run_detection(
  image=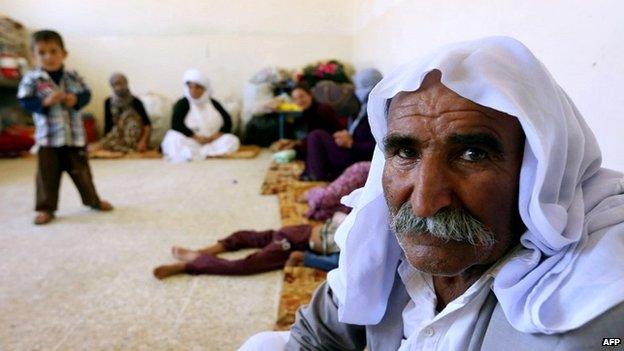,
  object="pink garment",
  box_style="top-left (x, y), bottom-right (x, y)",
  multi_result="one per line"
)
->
top-left (305, 161), bottom-right (371, 221)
